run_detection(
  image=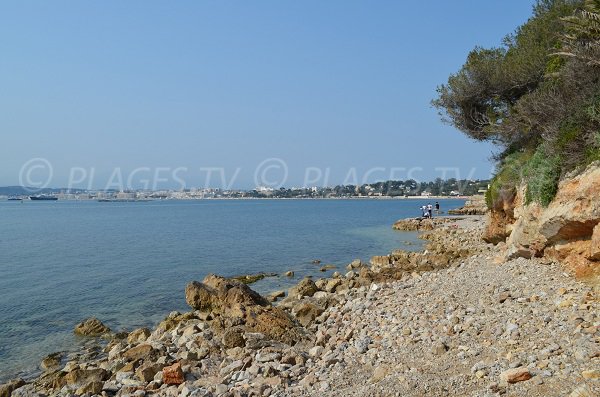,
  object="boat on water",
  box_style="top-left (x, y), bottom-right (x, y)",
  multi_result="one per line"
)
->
top-left (29, 195), bottom-right (58, 201)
